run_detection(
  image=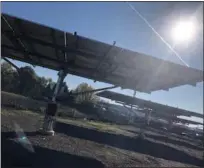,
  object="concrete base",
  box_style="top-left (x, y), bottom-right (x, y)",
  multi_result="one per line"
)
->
top-left (39, 128), bottom-right (55, 136)
top-left (39, 114), bottom-right (55, 136)
top-left (138, 132), bottom-right (146, 139)
top-left (39, 102), bottom-right (57, 136)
